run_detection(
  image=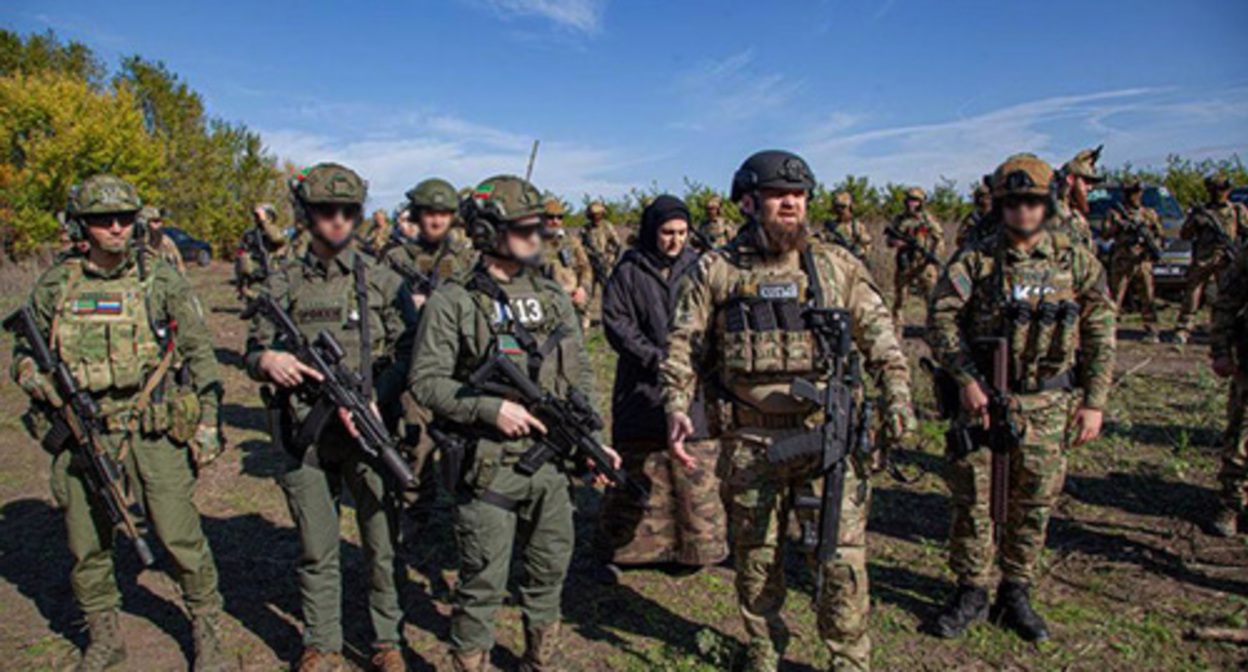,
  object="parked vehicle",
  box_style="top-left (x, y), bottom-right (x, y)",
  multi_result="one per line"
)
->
top-left (163, 227), bottom-right (214, 267)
